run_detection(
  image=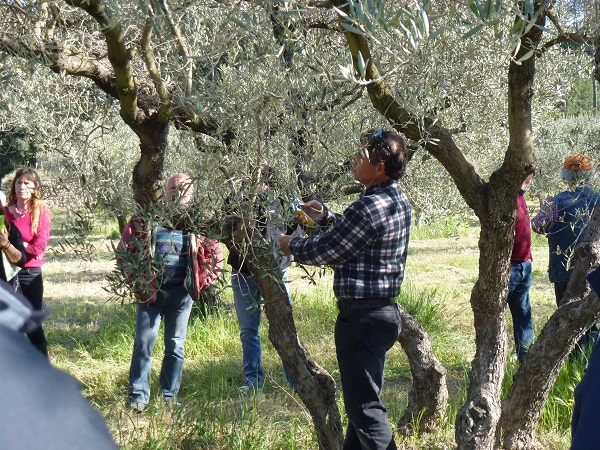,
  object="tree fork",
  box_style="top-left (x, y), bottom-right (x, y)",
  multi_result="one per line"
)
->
top-left (500, 203), bottom-right (600, 449)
